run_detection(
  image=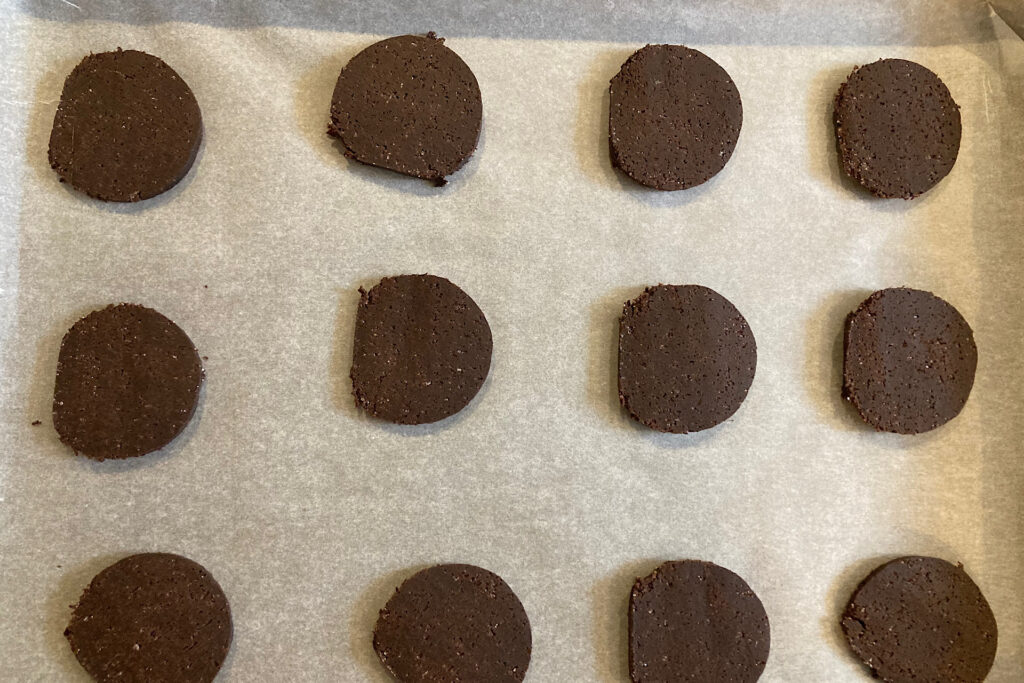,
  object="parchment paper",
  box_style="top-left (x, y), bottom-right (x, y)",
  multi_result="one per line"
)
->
top-left (1, 1), bottom-right (1022, 680)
